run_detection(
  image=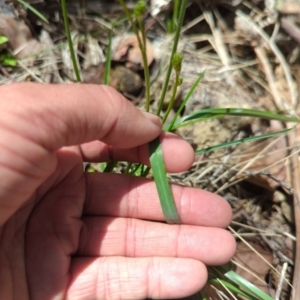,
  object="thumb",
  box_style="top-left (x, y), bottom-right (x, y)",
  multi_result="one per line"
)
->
top-left (1, 83), bottom-right (162, 149)
top-left (0, 83), bottom-right (162, 224)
